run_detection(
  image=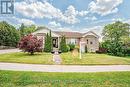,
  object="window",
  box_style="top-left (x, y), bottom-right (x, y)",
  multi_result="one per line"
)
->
top-left (90, 42), bottom-right (93, 44)
top-left (70, 39), bottom-right (76, 44)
